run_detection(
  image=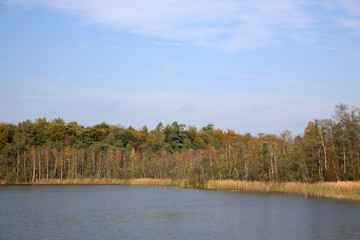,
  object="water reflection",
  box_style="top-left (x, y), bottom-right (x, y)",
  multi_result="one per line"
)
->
top-left (1, 185), bottom-right (360, 240)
